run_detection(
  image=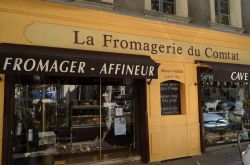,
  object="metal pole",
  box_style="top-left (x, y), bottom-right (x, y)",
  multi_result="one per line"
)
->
top-left (43, 85), bottom-right (45, 132)
top-left (99, 77), bottom-right (102, 160)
